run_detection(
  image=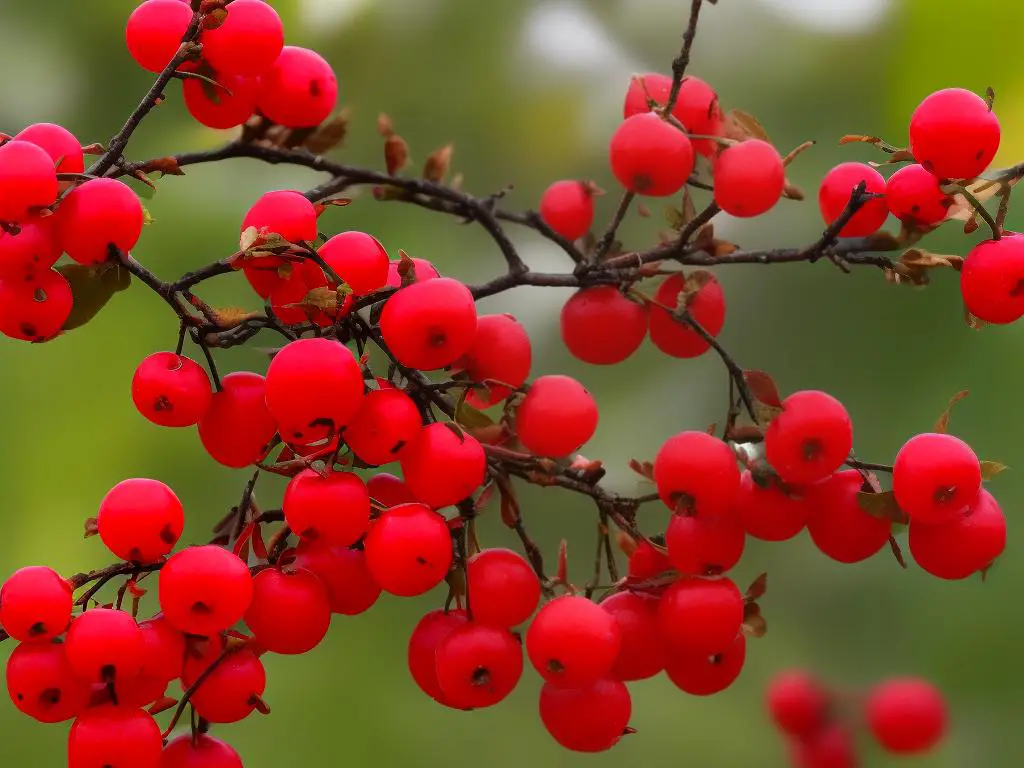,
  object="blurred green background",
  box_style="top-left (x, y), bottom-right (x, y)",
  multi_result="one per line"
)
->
top-left (2, 0), bottom-right (1022, 765)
